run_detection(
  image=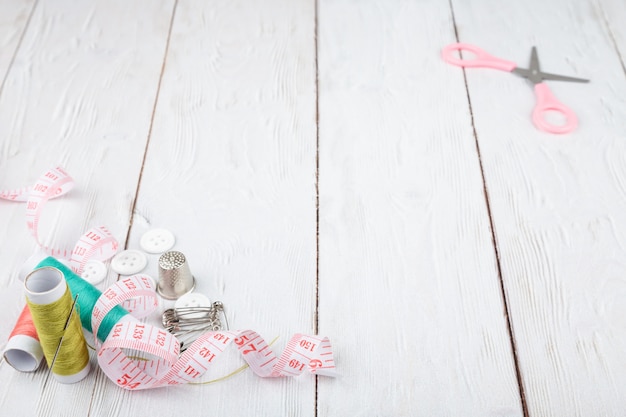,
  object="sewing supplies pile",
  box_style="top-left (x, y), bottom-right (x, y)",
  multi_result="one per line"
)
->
top-left (1, 167), bottom-right (336, 390)
top-left (442, 43), bottom-right (589, 134)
